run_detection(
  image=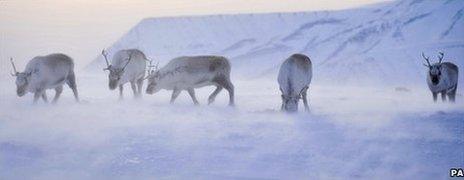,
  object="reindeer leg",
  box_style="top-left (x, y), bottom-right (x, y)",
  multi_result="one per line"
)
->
top-left (130, 81), bottom-right (138, 98)
top-left (33, 90), bottom-right (43, 104)
top-left (281, 99), bottom-right (285, 111)
top-left (224, 80), bottom-right (235, 106)
top-left (137, 77), bottom-right (144, 97)
top-left (441, 90), bottom-right (447, 102)
top-left (119, 85), bottom-right (124, 100)
top-left (66, 71), bottom-right (79, 102)
top-left (301, 86), bottom-right (310, 112)
top-left (208, 86), bottom-right (223, 105)
top-left (214, 75), bottom-right (234, 106)
top-left (41, 91), bottom-right (49, 103)
top-left (187, 88), bottom-right (199, 105)
top-left (432, 92), bottom-right (438, 102)
top-left (170, 89), bottom-right (181, 104)
top-left (447, 85), bottom-right (457, 103)
top-left (53, 85), bottom-right (63, 104)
